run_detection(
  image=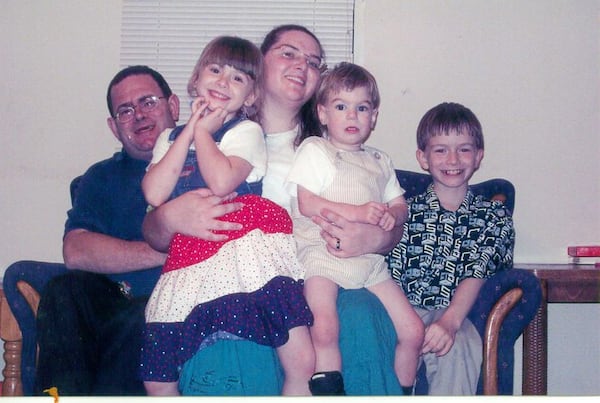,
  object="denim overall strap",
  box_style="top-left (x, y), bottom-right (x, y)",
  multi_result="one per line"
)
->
top-left (167, 115), bottom-right (262, 199)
